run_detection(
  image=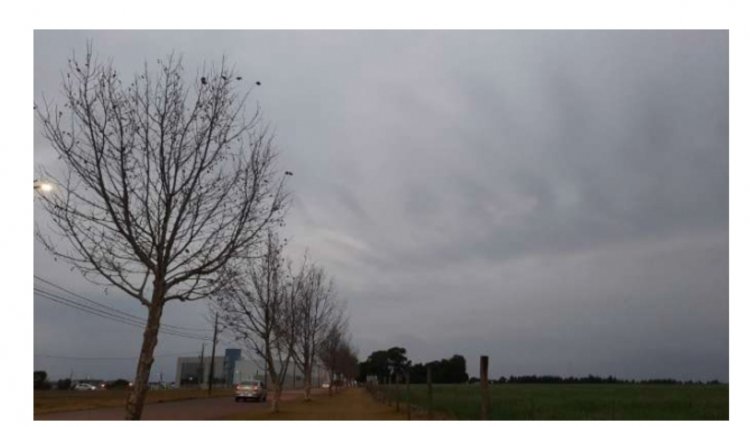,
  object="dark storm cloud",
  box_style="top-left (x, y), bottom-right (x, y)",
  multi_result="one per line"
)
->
top-left (35, 30), bottom-right (727, 381)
